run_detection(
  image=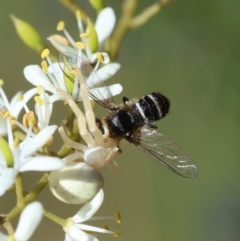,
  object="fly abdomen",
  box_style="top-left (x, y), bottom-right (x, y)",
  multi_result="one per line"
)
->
top-left (131, 92), bottom-right (170, 123)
